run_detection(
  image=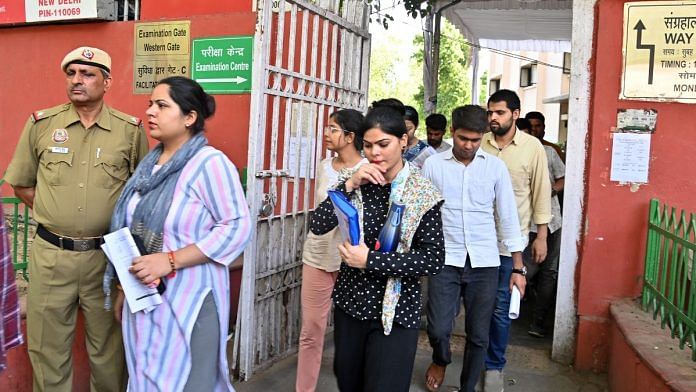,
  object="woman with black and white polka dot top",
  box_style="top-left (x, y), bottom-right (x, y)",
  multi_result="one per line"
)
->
top-left (310, 106), bottom-right (444, 392)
